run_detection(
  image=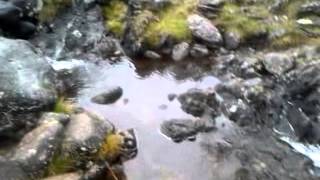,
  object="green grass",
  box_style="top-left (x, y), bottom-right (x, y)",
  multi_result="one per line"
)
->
top-left (53, 97), bottom-right (74, 114)
top-left (38, 0), bottom-right (72, 22)
top-left (144, 0), bottom-right (197, 46)
top-left (103, 0), bottom-right (127, 37)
